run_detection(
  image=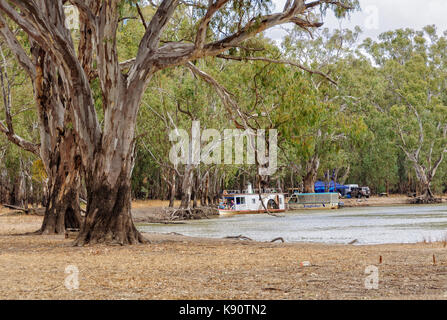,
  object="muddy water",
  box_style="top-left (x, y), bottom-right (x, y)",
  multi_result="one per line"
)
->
top-left (138, 205), bottom-right (447, 245)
